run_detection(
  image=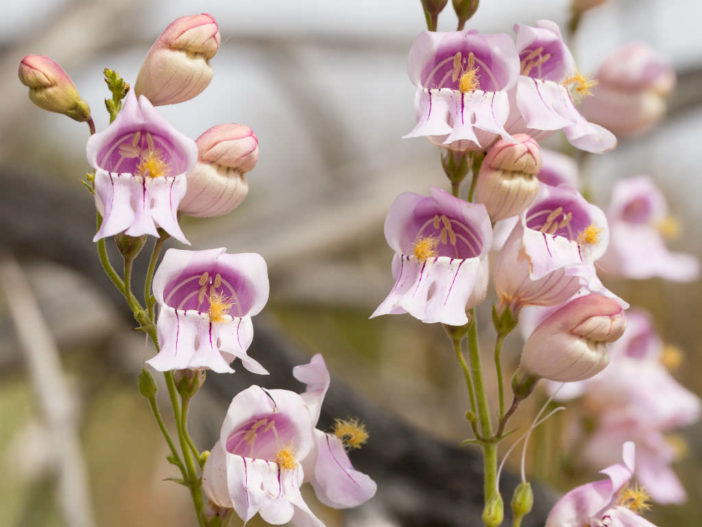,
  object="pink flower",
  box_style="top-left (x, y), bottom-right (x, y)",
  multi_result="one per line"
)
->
top-left (405, 29), bottom-right (519, 151)
top-left (507, 20), bottom-right (617, 153)
top-left (146, 248), bottom-right (269, 374)
top-left (86, 91), bottom-right (198, 243)
top-left (475, 134), bottom-right (542, 222)
top-left (134, 14), bottom-right (221, 106)
top-left (371, 187), bottom-right (492, 325)
top-left (546, 442), bottom-right (657, 527)
top-left (537, 148), bottom-right (579, 189)
top-left (179, 124), bottom-right (259, 218)
top-left (202, 355), bottom-right (375, 525)
top-left (518, 293), bottom-right (626, 382)
top-left (494, 184), bottom-right (609, 314)
top-left (598, 176), bottom-right (699, 281)
top-left (18, 55), bottom-right (91, 122)
top-left (579, 43), bottom-right (675, 137)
